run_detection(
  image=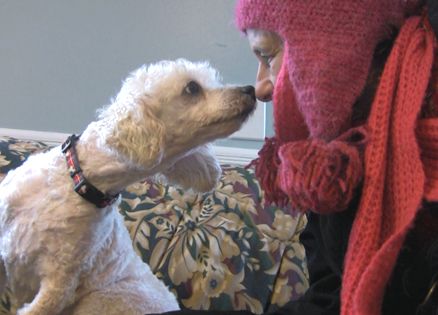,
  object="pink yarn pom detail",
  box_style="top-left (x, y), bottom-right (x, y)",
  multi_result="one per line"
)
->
top-left (277, 129), bottom-right (366, 213)
top-left (247, 137), bottom-right (290, 207)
